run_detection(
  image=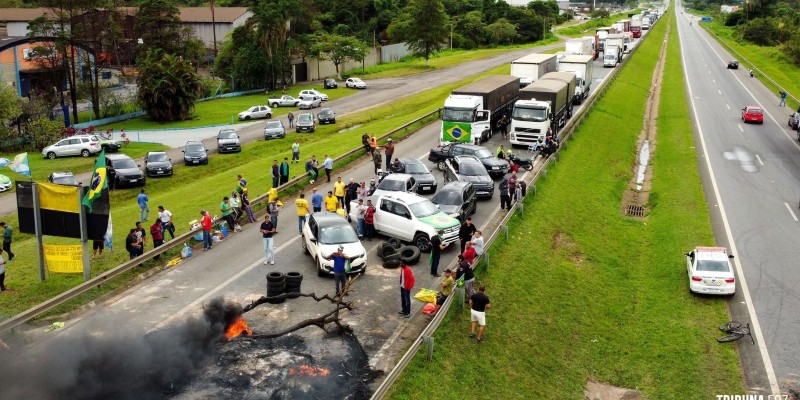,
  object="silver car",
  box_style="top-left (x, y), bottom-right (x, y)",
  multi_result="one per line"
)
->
top-left (42, 135), bottom-right (101, 159)
top-left (264, 120), bottom-right (286, 139)
top-left (217, 129), bottom-right (241, 153)
top-left (298, 95), bottom-right (322, 109)
top-left (296, 113), bottom-right (316, 133)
